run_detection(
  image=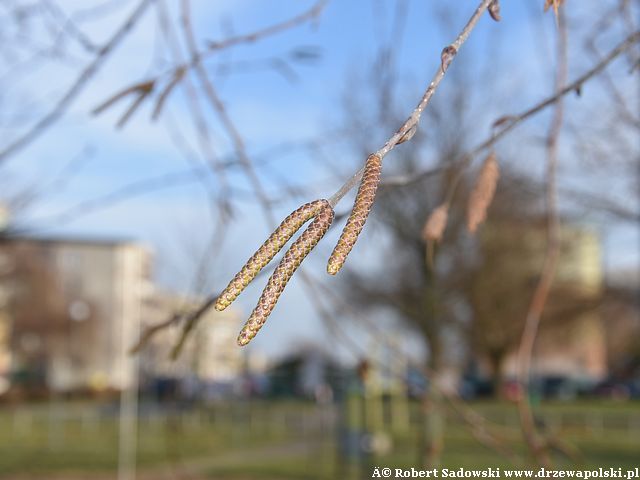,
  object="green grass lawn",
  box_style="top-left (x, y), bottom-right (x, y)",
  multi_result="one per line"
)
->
top-left (0, 400), bottom-right (296, 476)
top-left (205, 400), bottom-right (640, 480)
top-left (0, 400), bottom-right (638, 479)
